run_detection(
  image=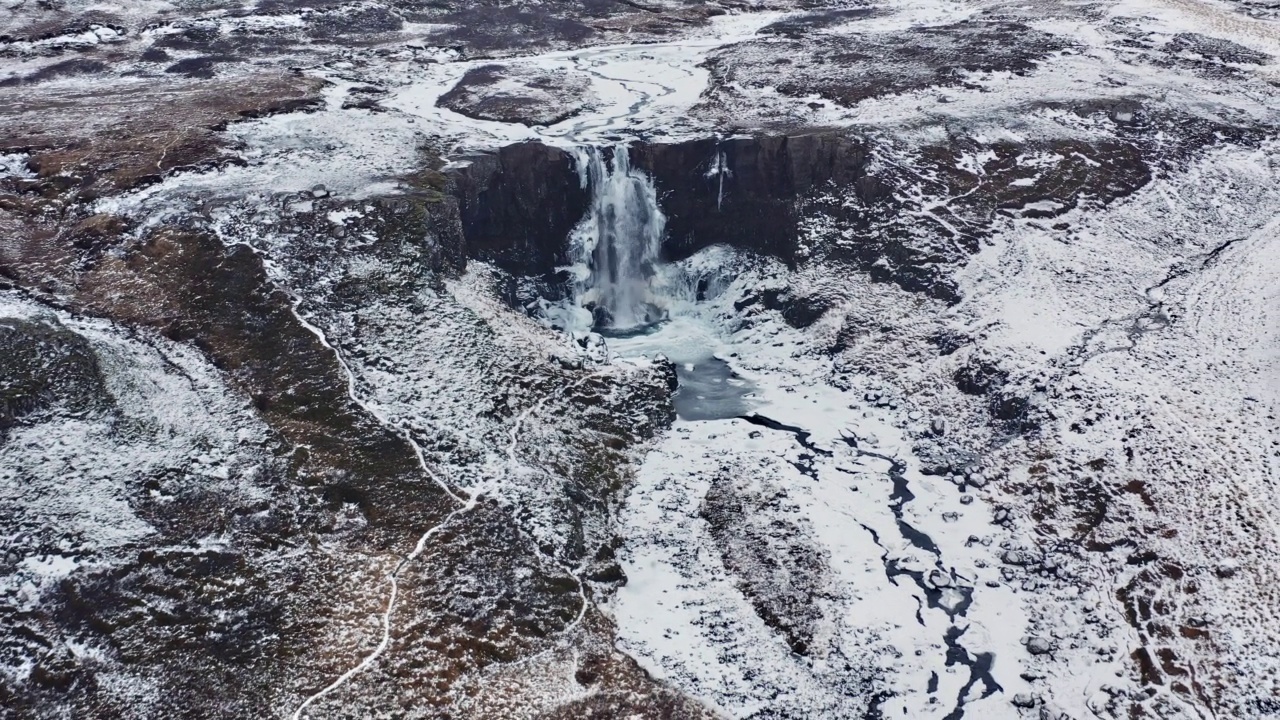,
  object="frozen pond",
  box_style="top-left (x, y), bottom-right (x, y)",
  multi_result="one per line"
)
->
top-left (605, 314), bottom-right (757, 422)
